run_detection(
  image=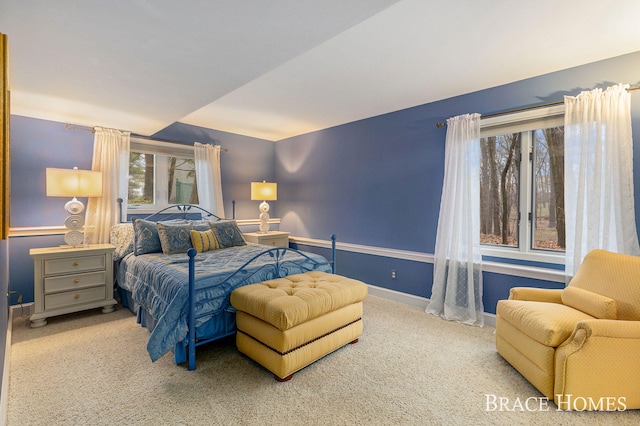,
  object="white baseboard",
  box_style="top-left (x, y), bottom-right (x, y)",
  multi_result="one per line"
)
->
top-left (366, 284), bottom-right (496, 328)
top-left (8, 303), bottom-right (32, 319)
